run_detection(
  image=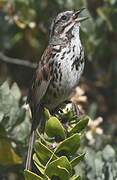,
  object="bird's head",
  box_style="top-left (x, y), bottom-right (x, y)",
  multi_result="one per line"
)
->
top-left (50, 8), bottom-right (88, 39)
